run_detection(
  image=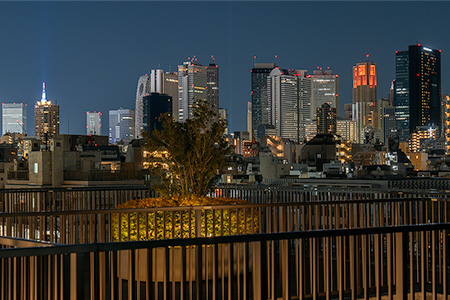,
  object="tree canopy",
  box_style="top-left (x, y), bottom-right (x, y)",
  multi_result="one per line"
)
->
top-left (146, 101), bottom-right (232, 198)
